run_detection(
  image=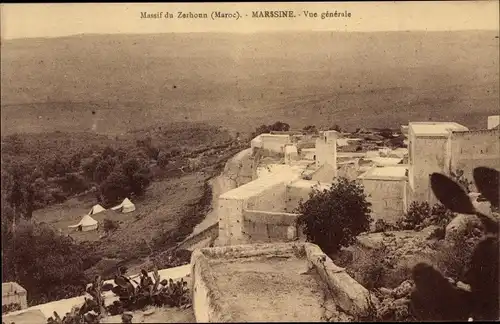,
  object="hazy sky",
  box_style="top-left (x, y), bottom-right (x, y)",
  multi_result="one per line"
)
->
top-left (1, 2), bottom-right (499, 40)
